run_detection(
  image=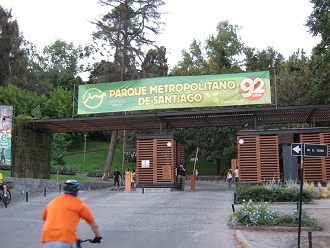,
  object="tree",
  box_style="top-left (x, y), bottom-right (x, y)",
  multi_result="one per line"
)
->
top-left (41, 39), bottom-right (87, 77)
top-left (92, 0), bottom-right (166, 181)
top-left (88, 60), bottom-right (122, 84)
top-left (244, 46), bottom-right (284, 72)
top-left (170, 39), bottom-right (206, 76)
top-left (275, 49), bottom-right (314, 106)
top-left (51, 133), bottom-right (72, 178)
top-left (306, 0), bottom-right (330, 103)
top-left (44, 87), bottom-right (73, 118)
top-left (205, 20), bottom-right (244, 74)
top-left (0, 84), bottom-right (47, 116)
top-left (174, 126), bottom-right (239, 174)
top-left (0, 5), bottom-right (28, 87)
